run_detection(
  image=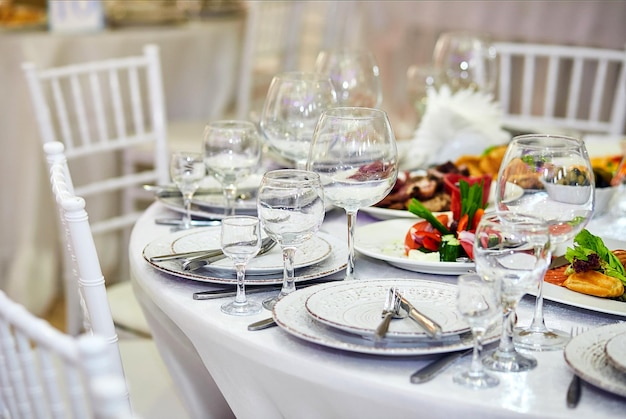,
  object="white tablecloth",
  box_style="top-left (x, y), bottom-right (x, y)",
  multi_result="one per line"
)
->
top-left (0, 18), bottom-right (244, 313)
top-left (130, 202), bottom-right (625, 419)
